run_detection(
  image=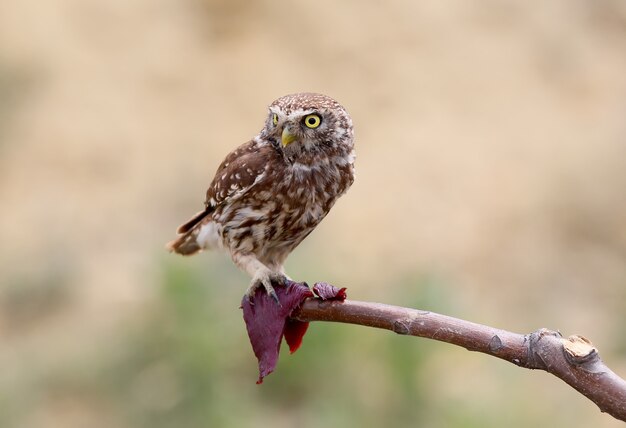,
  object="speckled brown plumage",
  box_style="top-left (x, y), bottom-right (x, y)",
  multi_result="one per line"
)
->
top-left (167, 93), bottom-right (355, 299)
